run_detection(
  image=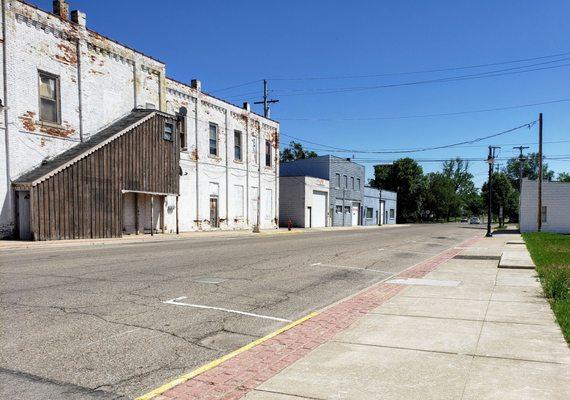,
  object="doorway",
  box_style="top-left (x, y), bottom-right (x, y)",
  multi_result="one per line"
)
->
top-left (351, 203), bottom-right (359, 226)
top-left (210, 196), bottom-right (219, 228)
